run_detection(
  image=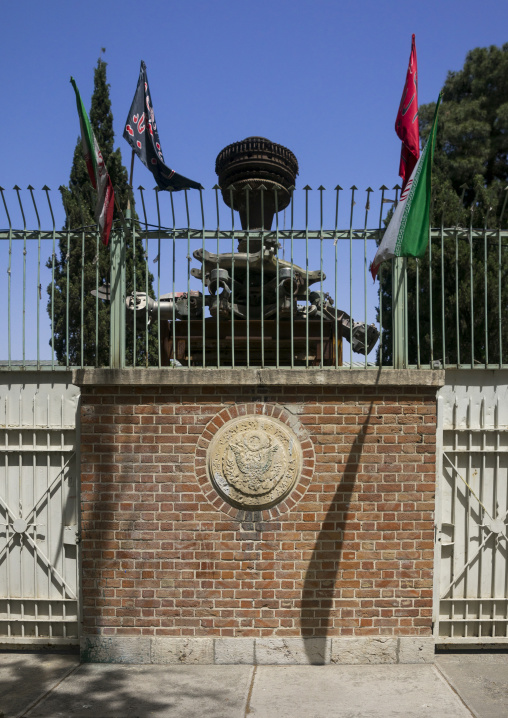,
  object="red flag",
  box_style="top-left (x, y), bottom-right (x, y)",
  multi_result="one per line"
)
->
top-left (395, 35), bottom-right (419, 189)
